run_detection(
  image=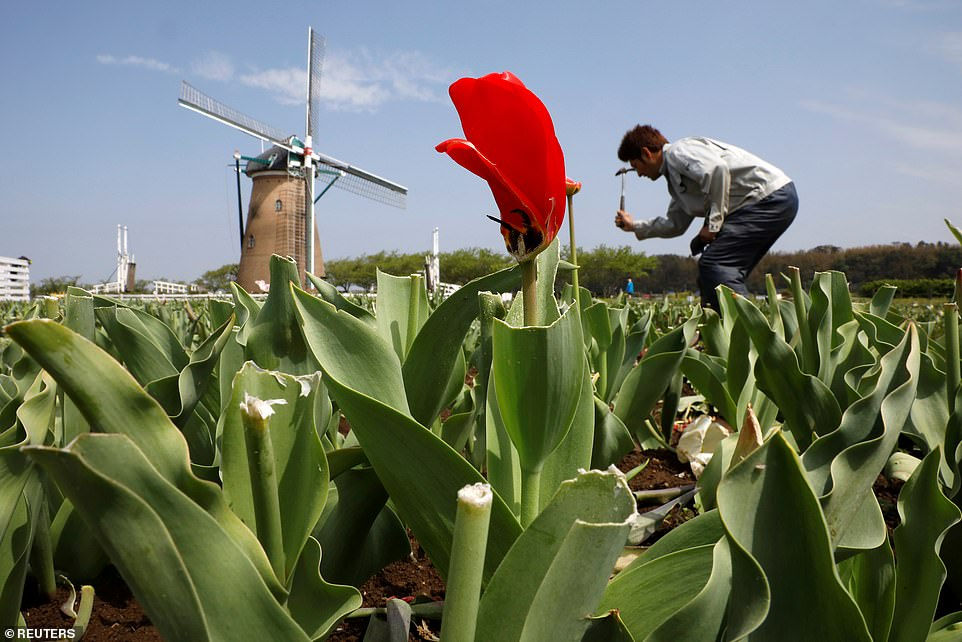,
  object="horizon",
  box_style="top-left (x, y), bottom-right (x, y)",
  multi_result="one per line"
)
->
top-left (3, 1), bottom-right (961, 283)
